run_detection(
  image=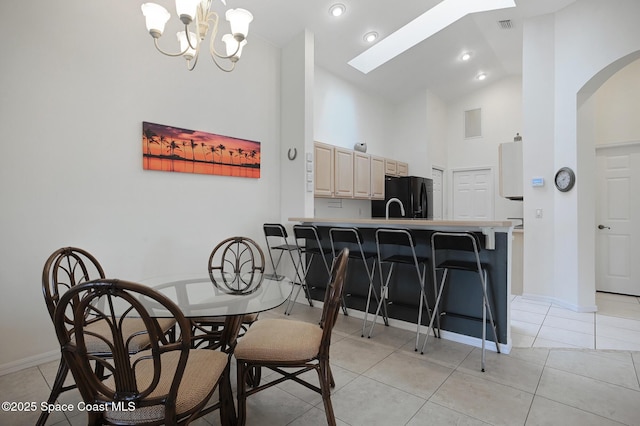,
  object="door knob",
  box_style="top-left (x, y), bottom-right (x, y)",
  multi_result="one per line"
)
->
top-left (598, 224), bottom-right (610, 230)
